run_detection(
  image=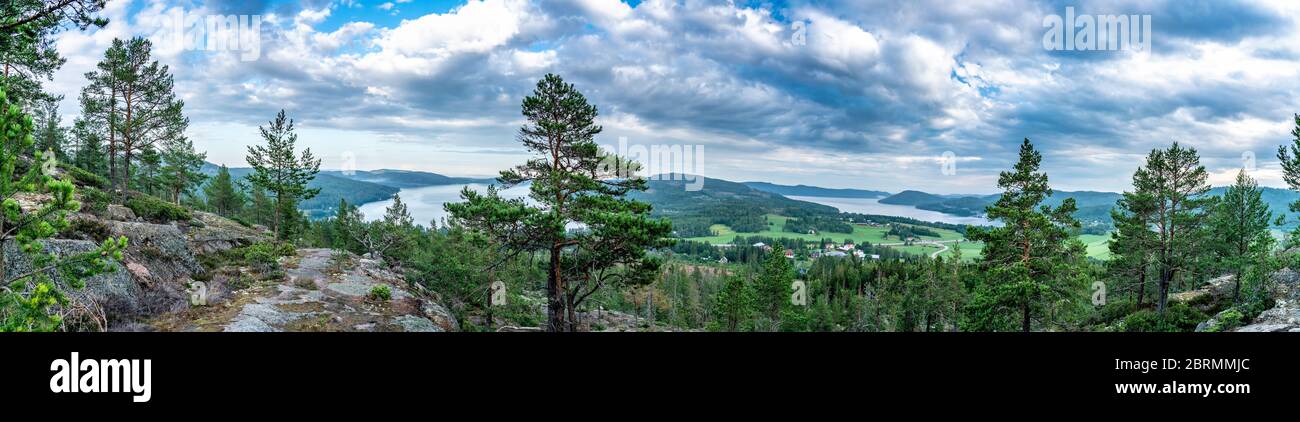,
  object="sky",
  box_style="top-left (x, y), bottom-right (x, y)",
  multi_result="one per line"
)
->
top-left (40, 0), bottom-right (1300, 194)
